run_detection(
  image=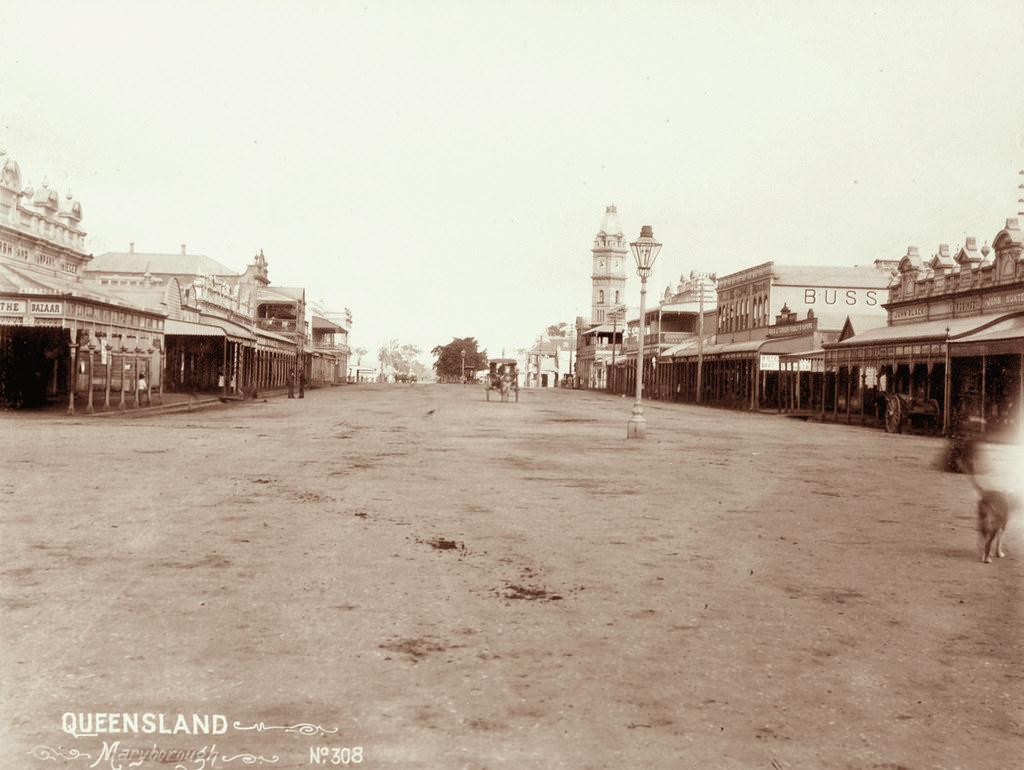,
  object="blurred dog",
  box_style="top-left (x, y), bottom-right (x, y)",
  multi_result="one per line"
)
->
top-left (970, 473), bottom-right (1018, 564)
